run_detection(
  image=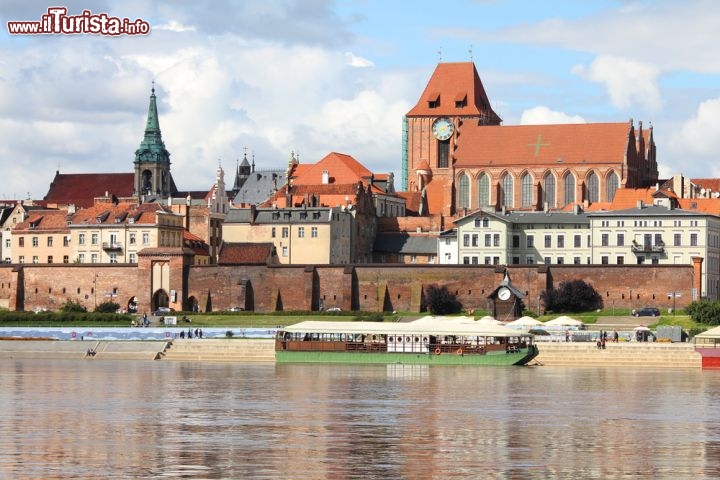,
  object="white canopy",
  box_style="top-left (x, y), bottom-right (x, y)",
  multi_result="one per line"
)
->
top-left (544, 316), bottom-right (584, 327)
top-left (507, 316), bottom-right (543, 327)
